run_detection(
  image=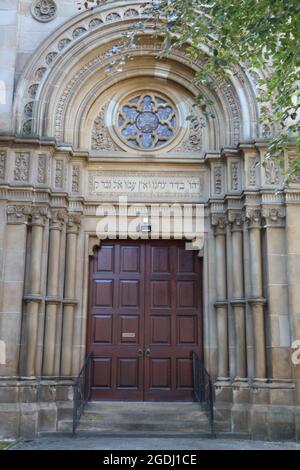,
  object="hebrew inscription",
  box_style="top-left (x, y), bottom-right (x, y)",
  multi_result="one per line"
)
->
top-left (88, 172), bottom-right (207, 202)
